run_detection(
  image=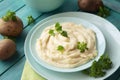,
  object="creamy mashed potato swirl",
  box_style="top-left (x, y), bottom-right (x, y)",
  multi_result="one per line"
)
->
top-left (36, 22), bottom-right (97, 68)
